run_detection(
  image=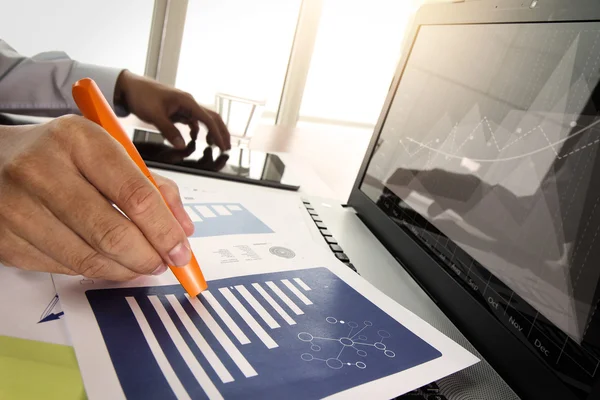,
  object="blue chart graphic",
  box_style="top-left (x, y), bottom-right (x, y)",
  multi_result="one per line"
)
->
top-left (182, 203), bottom-right (273, 238)
top-left (86, 268), bottom-right (441, 400)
